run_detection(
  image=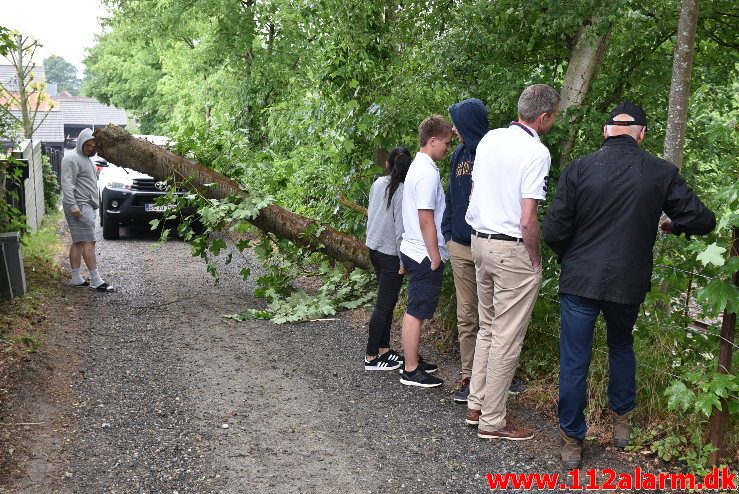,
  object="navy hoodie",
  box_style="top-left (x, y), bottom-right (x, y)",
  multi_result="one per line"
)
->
top-left (441, 98), bottom-right (490, 245)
